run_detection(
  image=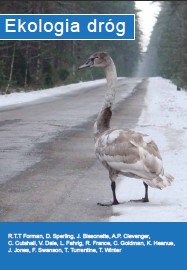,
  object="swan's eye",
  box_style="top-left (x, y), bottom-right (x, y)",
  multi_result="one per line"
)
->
top-left (89, 56), bottom-right (98, 62)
